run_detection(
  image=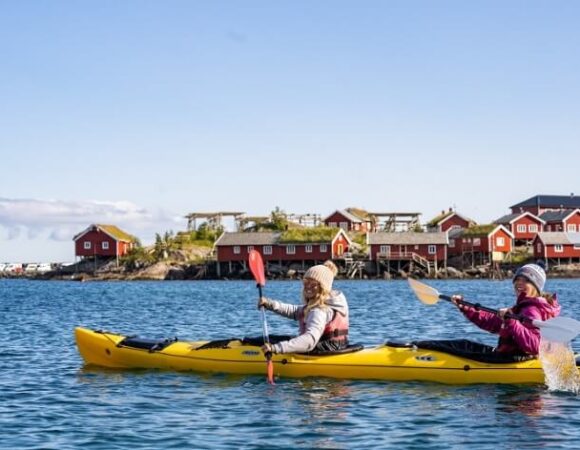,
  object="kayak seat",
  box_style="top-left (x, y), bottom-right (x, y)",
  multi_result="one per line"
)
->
top-left (385, 341), bottom-right (415, 348)
top-left (411, 339), bottom-right (536, 364)
top-left (303, 344), bottom-right (364, 356)
top-left (117, 336), bottom-right (178, 353)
